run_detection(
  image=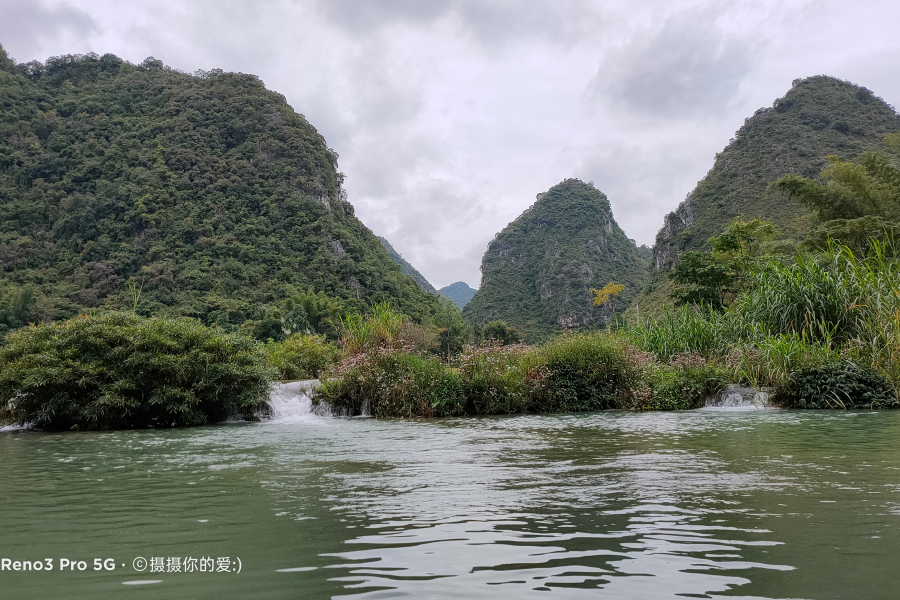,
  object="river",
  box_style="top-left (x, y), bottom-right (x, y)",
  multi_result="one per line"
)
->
top-left (1, 401), bottom-right (898, 598)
